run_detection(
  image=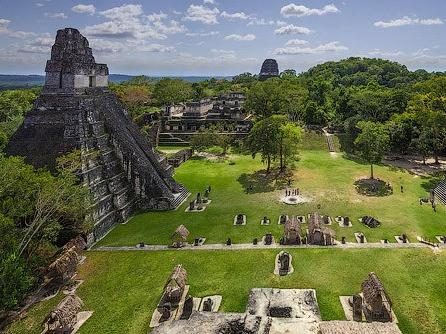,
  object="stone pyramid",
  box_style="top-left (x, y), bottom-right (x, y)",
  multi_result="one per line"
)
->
top-left (6, 28), bottom-right (189, 243)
